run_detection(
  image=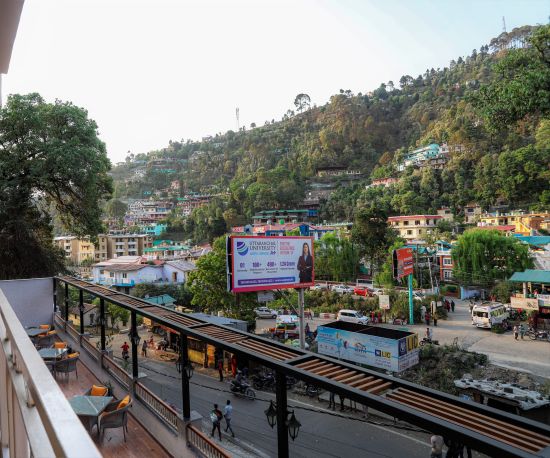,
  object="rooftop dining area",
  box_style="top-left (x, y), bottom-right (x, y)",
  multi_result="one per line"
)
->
top-left (0, 277), bottom-right (227, 458)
